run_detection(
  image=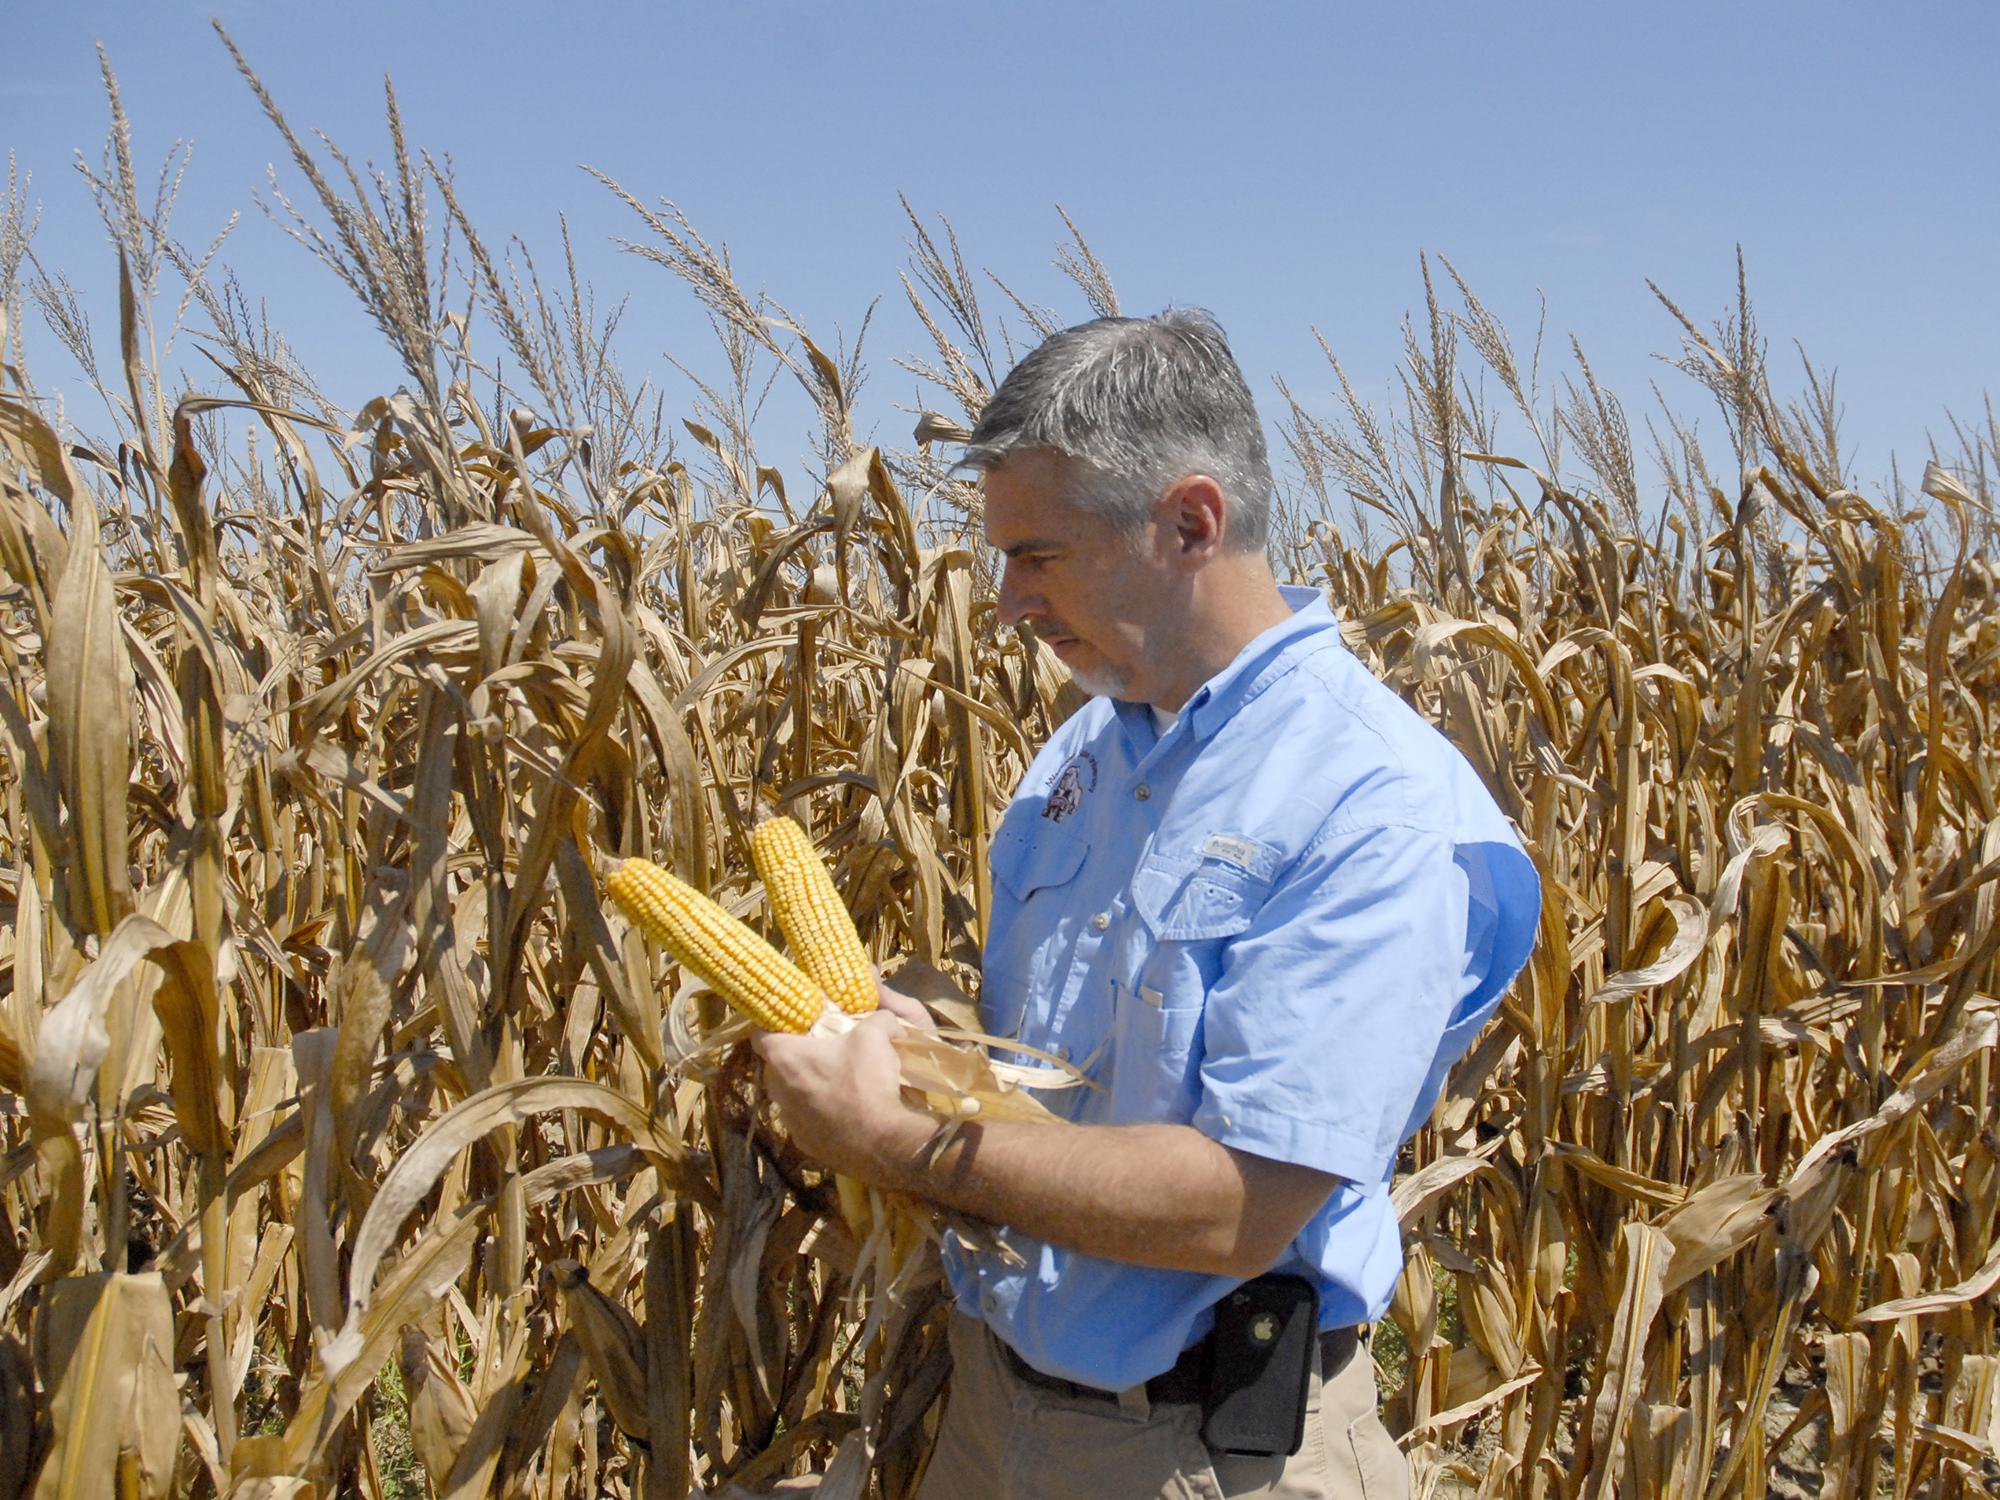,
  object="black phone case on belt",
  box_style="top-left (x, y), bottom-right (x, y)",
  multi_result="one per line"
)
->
top-left (1200, 1273), bottom-right (1320, 1457)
